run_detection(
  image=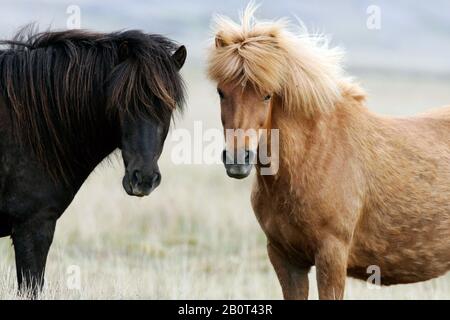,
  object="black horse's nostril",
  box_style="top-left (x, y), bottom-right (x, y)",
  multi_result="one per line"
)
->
top-left (151, 172), bottom-right (161, 187)
top-left (131, 170), bottom-right (142, 186)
